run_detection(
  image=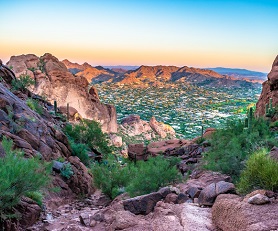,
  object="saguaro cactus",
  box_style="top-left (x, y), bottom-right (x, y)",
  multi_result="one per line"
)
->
top-left (66, 103), bottom-right (70, 121)
top-left (248, 107), bottom-right (253, 133)
top-left (54, 100), bottom-right (57, 115)
top-left (265, 98), bottom-right (275, 117)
